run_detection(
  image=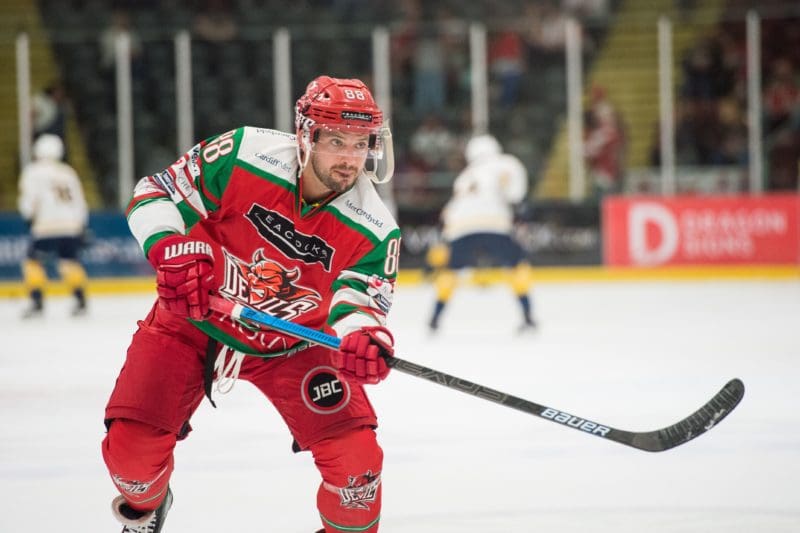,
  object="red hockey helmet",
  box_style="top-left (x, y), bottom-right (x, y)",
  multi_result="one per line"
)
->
top-left (295, 76), bottom-right (394, 183)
